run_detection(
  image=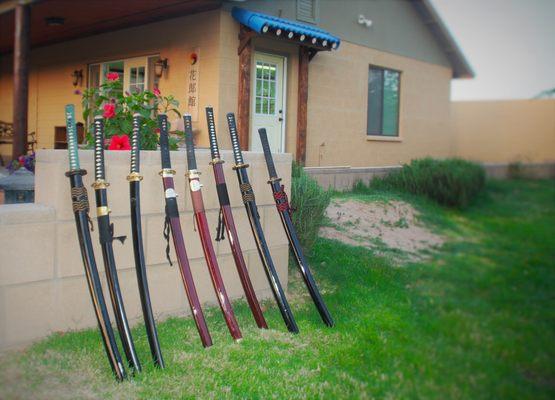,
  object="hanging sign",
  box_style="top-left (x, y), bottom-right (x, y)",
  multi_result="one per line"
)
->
top-left (187, 48), bottom-right (200, 121)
